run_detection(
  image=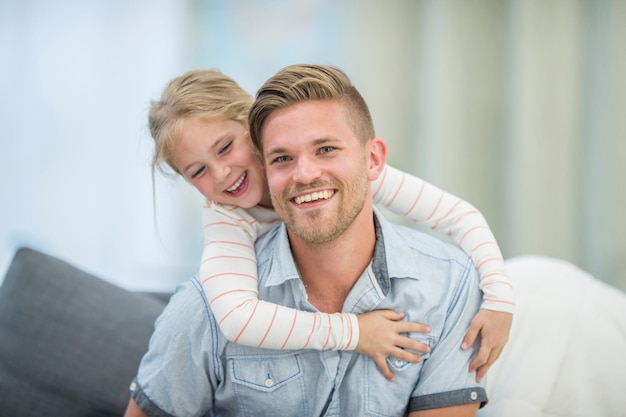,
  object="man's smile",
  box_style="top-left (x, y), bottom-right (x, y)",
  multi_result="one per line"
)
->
top-left (293, 189), bottom-right (335, 205)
